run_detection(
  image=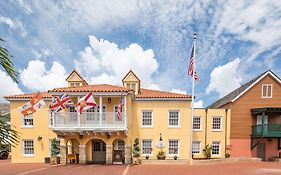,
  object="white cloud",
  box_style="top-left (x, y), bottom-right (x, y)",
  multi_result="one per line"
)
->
top-left (20, 60), bottom-right (68, 91)
top-left (171, 89), bottom-right (187, 94)
top-left (206, 58), bottom-right (242, 97)
top-left (0, 16), bottom-right (27, 37)
top-left (0, 16), bottom-right (16, 29)
top-left (75, 35), bottom-right (159, 88)
top-left (0, 70), bottom-right (23, 102)
top-left (194, 100), bottom-right (204, 108)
